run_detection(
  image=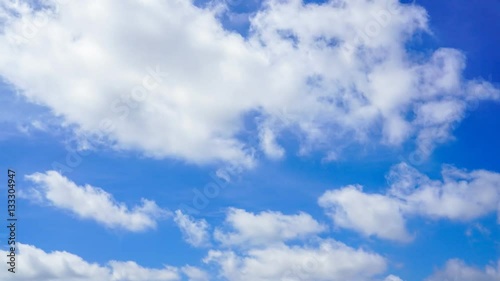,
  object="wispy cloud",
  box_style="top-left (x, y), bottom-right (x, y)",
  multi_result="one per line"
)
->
top-left (174, 210), bottom-right (211, 248)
